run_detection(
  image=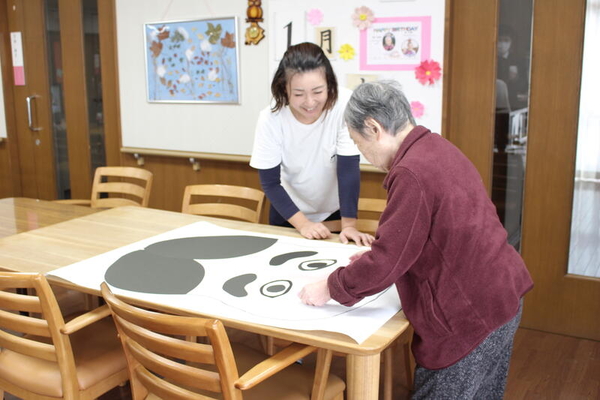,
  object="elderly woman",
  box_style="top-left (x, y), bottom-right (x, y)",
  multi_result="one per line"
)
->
top-left (299, 81), bottom-right (533, 399)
